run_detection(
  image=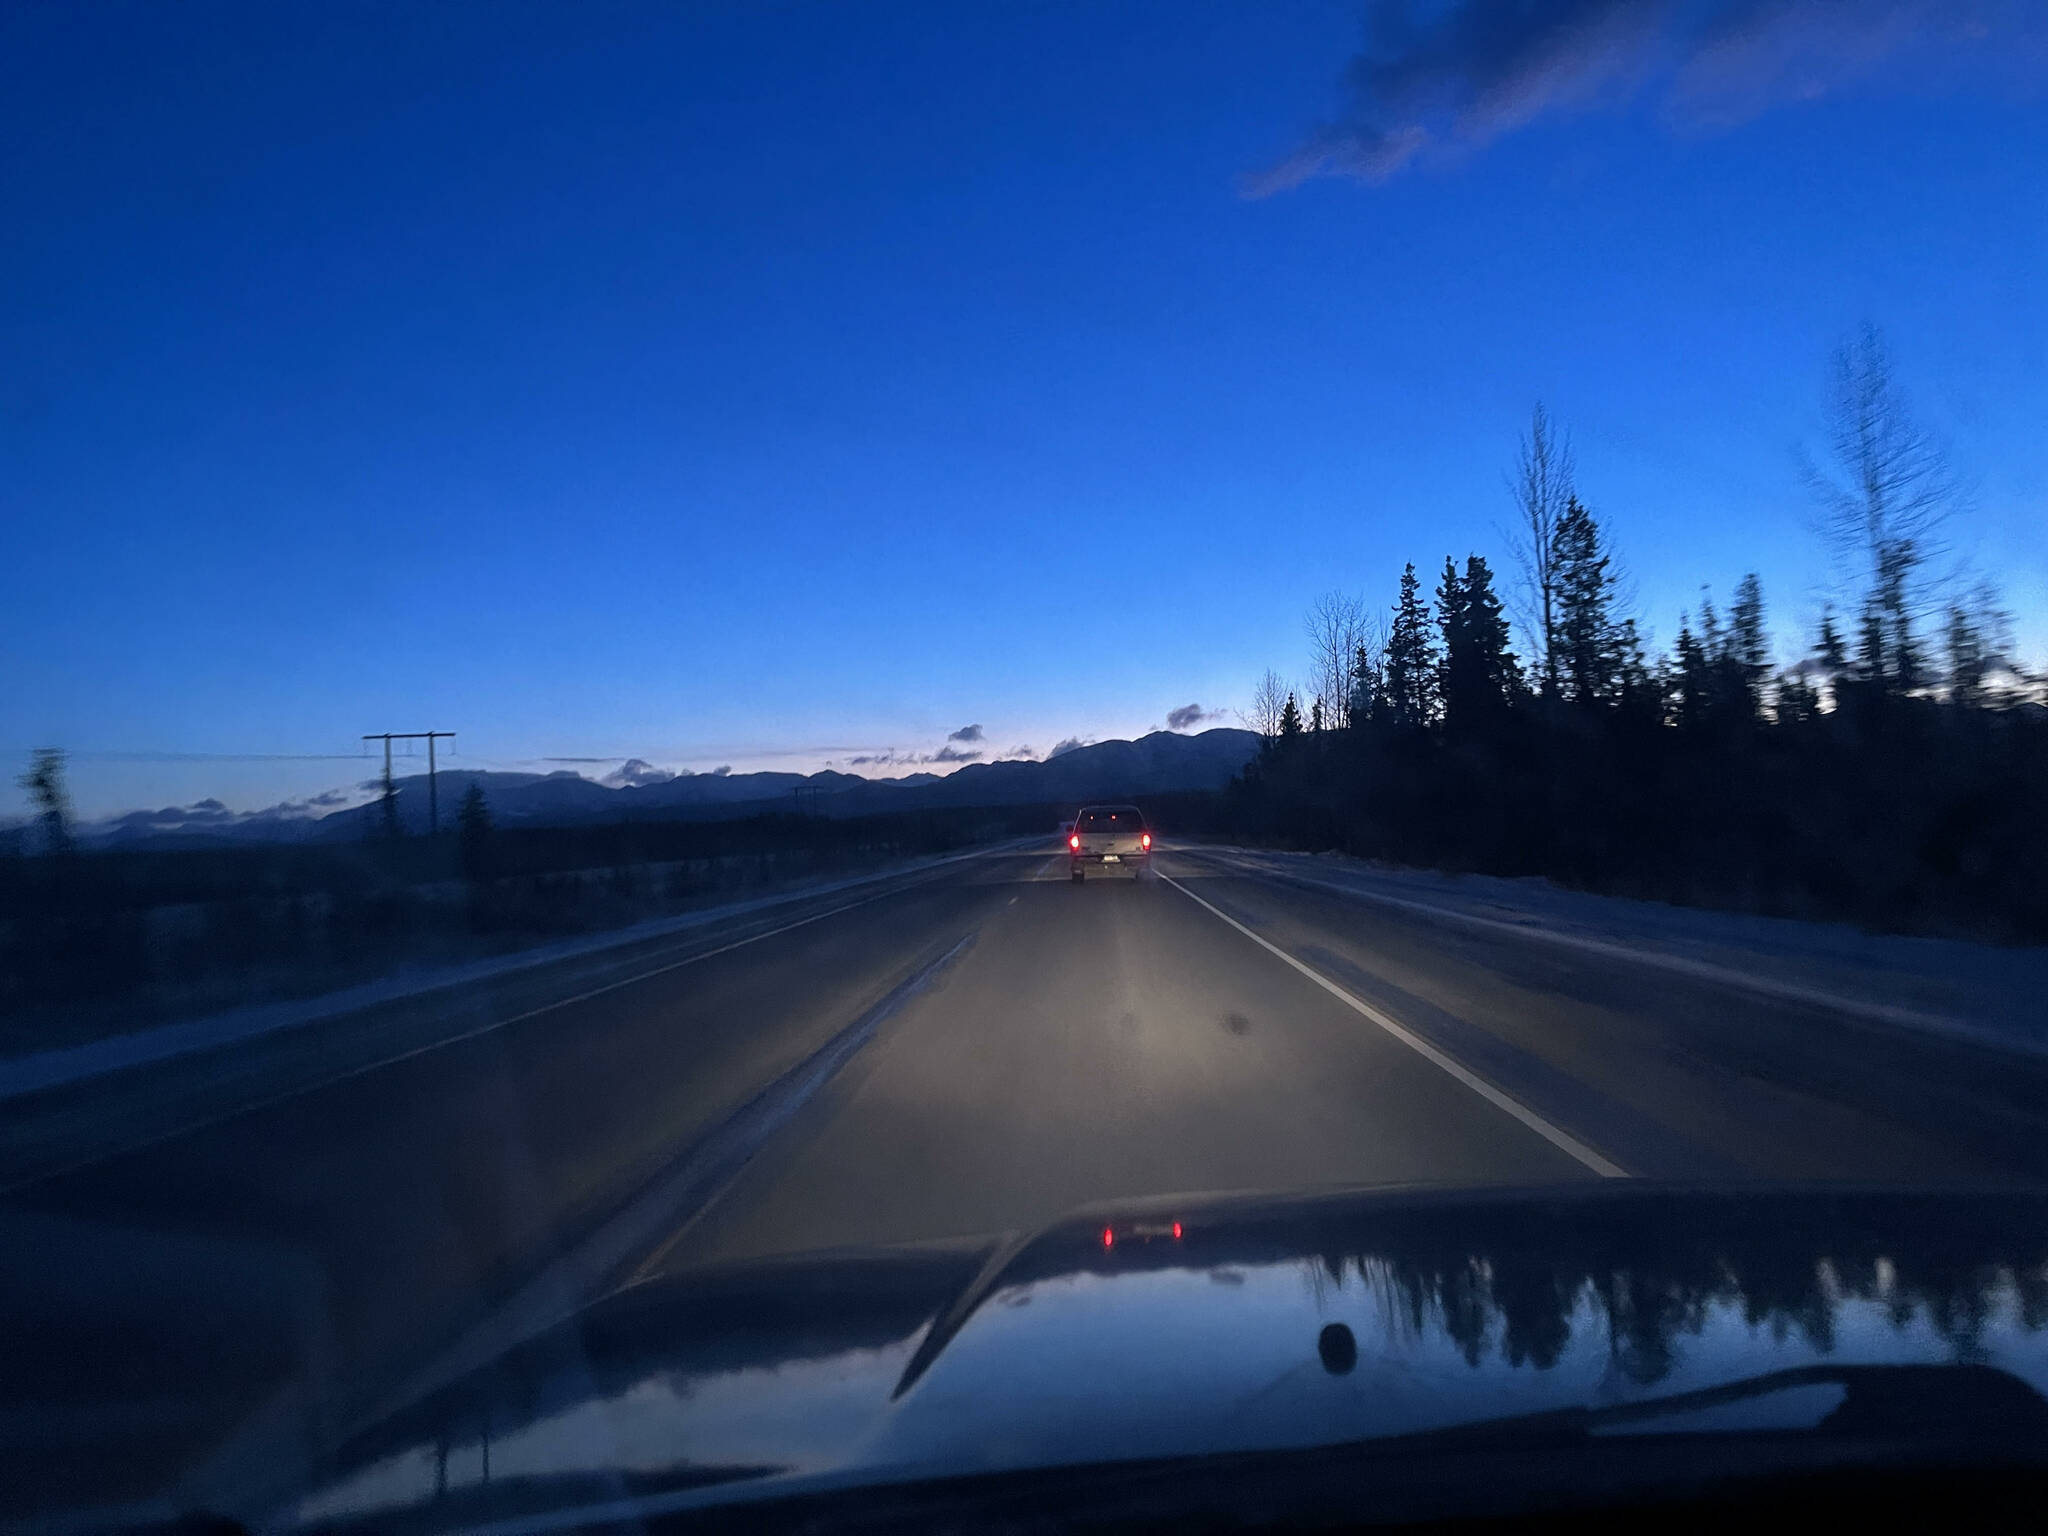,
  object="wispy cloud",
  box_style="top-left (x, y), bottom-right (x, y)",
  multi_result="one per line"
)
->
top-left (1007, 744), bottom-right (1039, 760)
top-left (931, 744), bottom-right (982, 763)
top-left (1048, 736), bottom-right (1092, 759)
top-left (947, 723), bottom-right (984, 743)
top-left (1246, 0), bottom-right (2039, 195)
top-left (1165, 703), bottom-right (1212, 731)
